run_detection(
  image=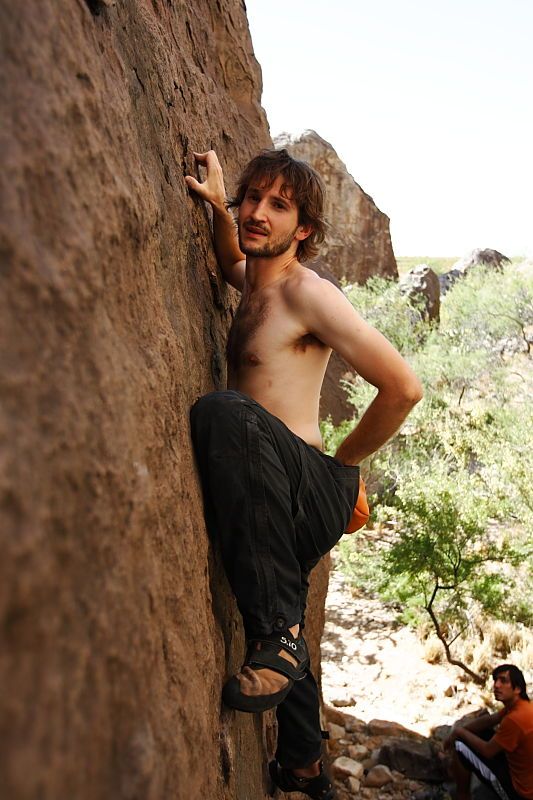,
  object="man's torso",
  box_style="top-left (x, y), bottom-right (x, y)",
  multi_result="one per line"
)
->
top-left (226, 265), bottom-right (331, 448)
top-left (495, 700), bottom-right (533, 799)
